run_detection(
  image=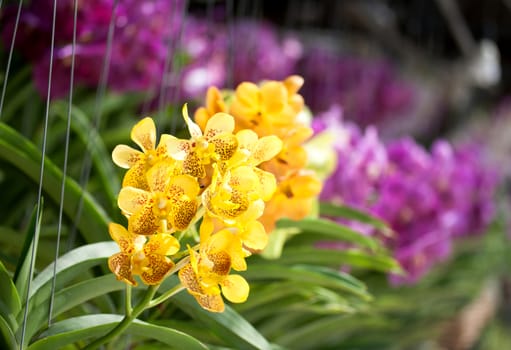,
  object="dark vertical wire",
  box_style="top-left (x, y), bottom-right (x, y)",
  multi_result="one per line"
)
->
top-left (169, 0), bottom-right (189, 134)
top-left (67, 0), bottom-right (119, 251)
top-left (48, 0), bottom-right (78, 327)
top-left (19, 0), bottom-right (58, 347)
top-left (0, 0), bottom-right (23, 120)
